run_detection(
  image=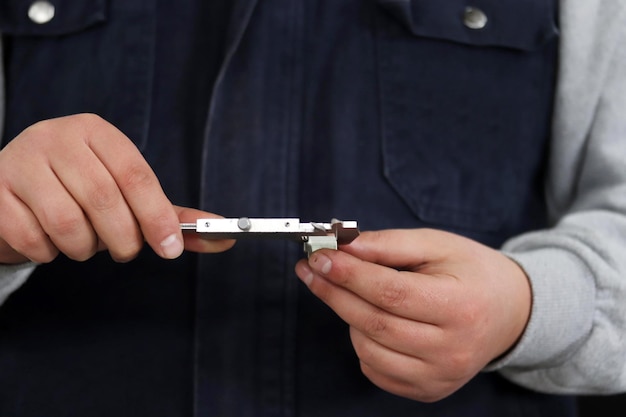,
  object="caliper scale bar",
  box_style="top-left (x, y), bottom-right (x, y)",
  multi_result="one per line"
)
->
top-left (181, 217), bottom-right (359, 256)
